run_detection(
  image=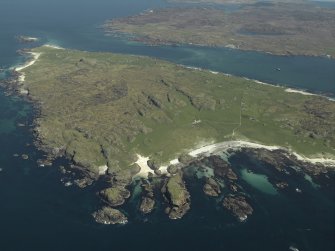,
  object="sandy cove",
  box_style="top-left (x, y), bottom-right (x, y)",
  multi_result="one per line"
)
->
top-left (15, 44), bottom-right (63, 82)
top-left (15, 52), bottom-right (41, 72)
top-left (134, 140), bottom-right (335, 178)
top-left (14, 51), bottom-right (42, 85)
